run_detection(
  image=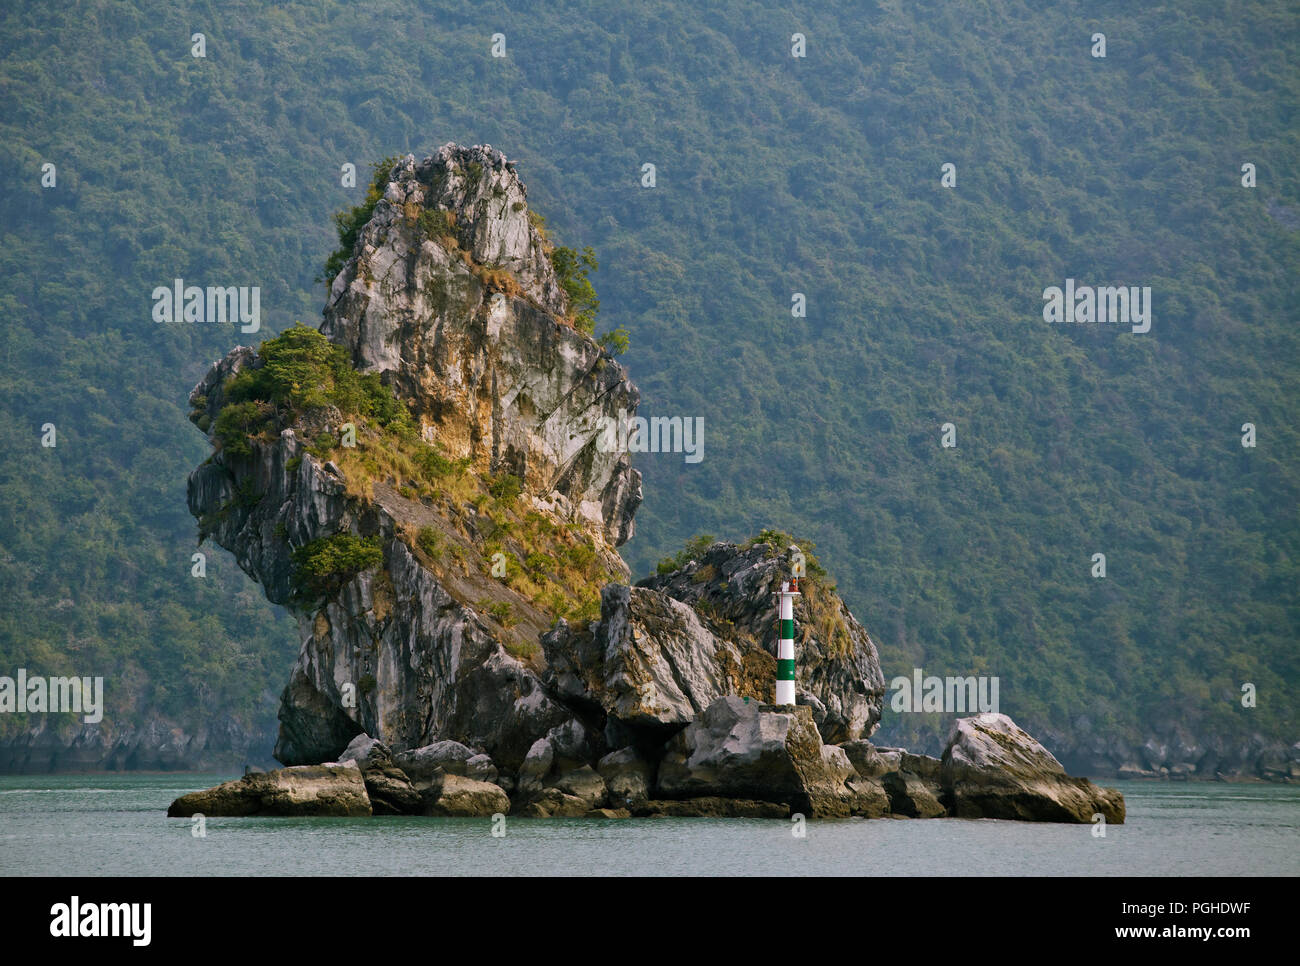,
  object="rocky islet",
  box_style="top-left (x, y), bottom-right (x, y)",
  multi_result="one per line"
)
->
top-left (171, 143), bottom-right (1124, 824)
